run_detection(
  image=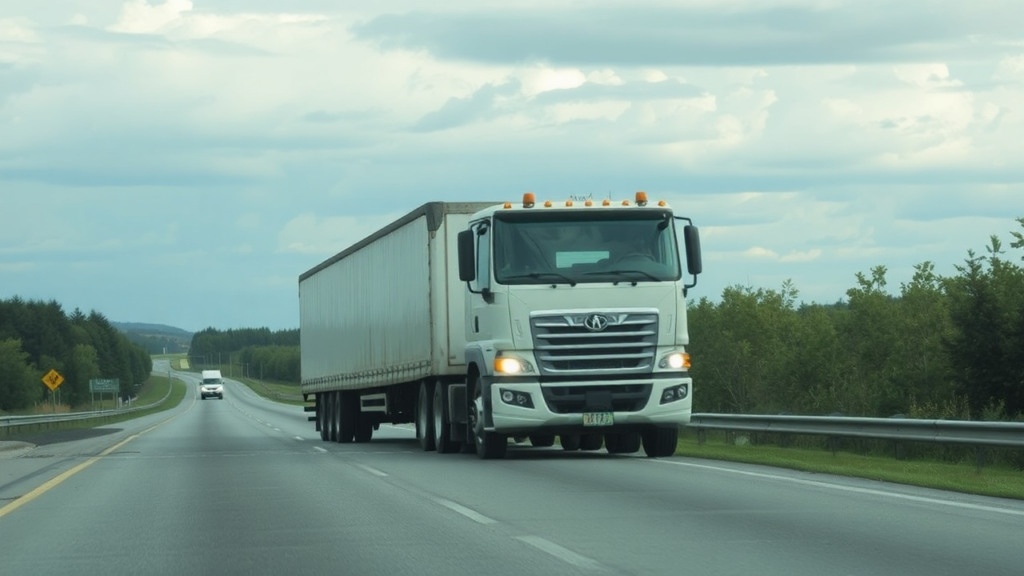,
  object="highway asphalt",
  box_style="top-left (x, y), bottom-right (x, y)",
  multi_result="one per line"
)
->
top-left (2, 364), bottom-right (1023, 575)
